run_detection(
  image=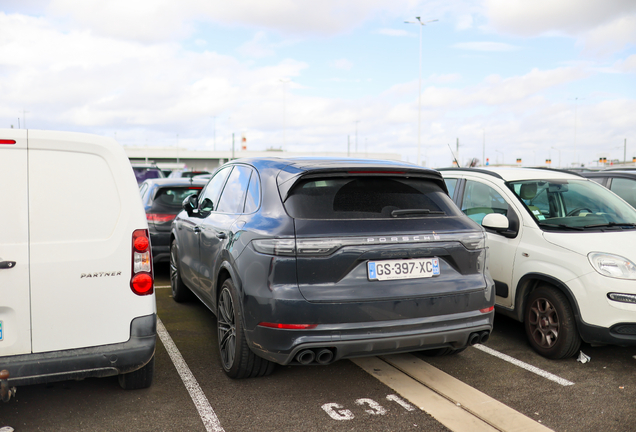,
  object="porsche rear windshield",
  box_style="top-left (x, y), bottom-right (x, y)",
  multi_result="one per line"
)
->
top-left (284, 176), bottom-right (461, 219)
